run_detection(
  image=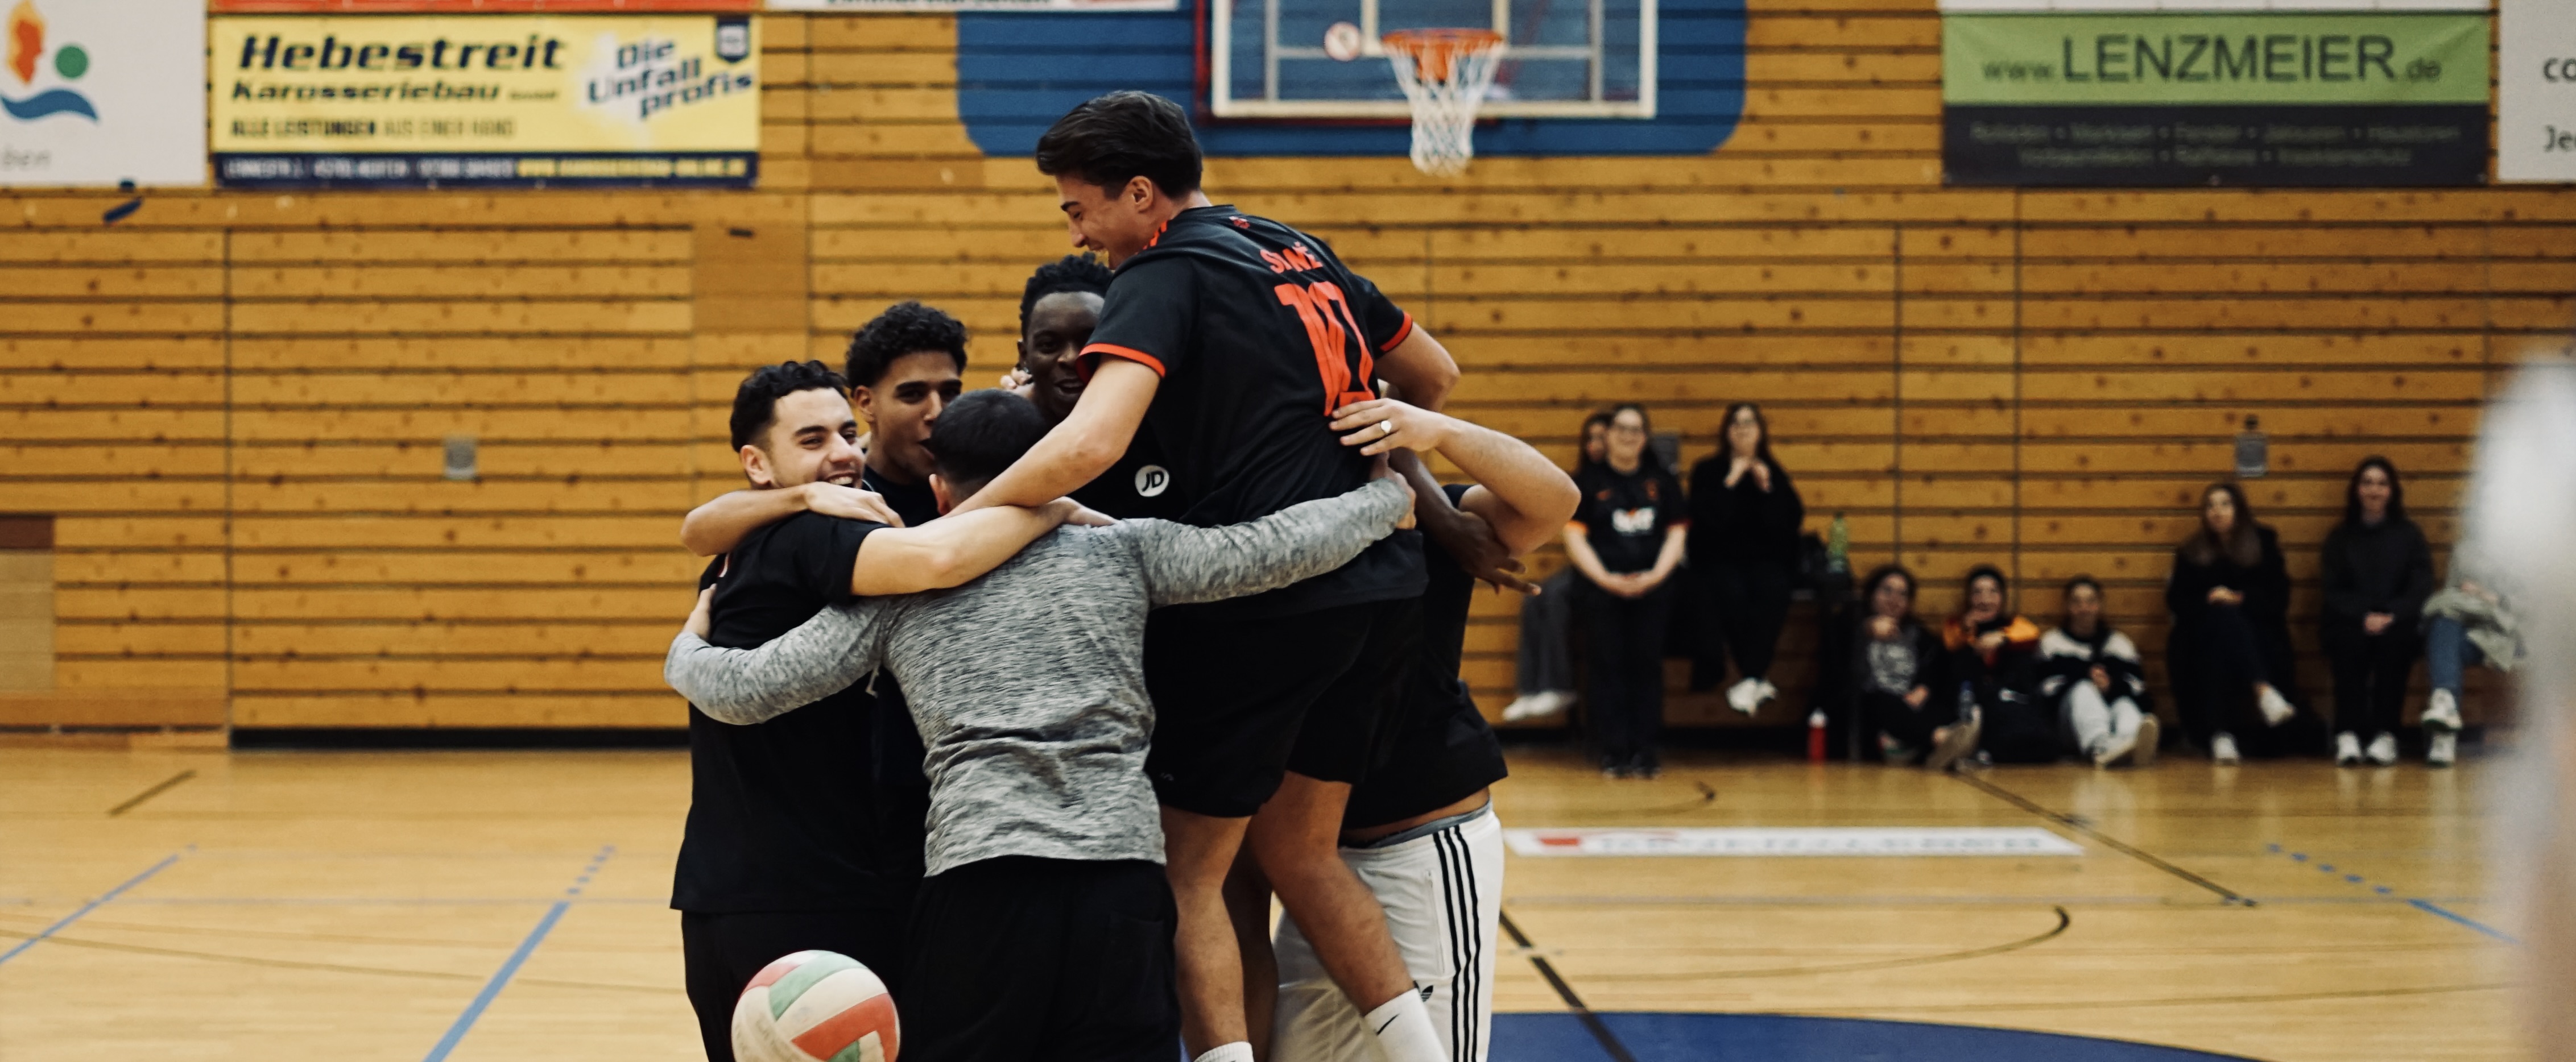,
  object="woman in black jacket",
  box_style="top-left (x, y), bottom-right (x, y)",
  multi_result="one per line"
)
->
top-left (1831, 565), bottom-right (1977, 770)
top-left (2319, 457), bottom-right (2435, 767)
top-left (2166, 483), bottom-right (2308, 764)
top-left (1687, 403), bottom-right (1805, 716)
